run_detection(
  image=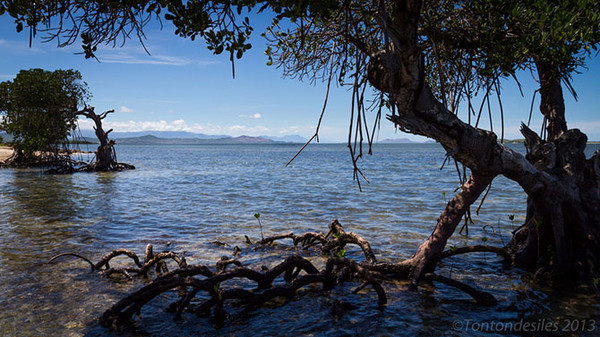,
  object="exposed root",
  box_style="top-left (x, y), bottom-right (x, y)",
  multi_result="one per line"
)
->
top-left (50, 220), bottom-right (506, 330)
top-left (47, 253), bottom-right (95, 271)
top-left (440, 245), bottom-right (511, 261)
top-left (47, 244), bottom-right (186, 278)
top-left (256, 219), bottom-right (377, 264)
top-left (99, 255), bottom-right (386, 328)
top-left (423, 273), bottom-right (497, 306)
